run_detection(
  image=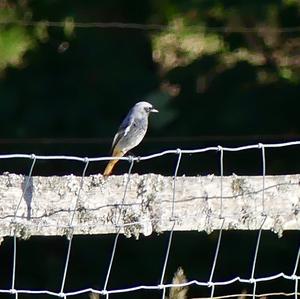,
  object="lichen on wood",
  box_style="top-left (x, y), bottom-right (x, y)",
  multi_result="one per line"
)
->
top-left (0, 172), bottom-right (299, 239)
